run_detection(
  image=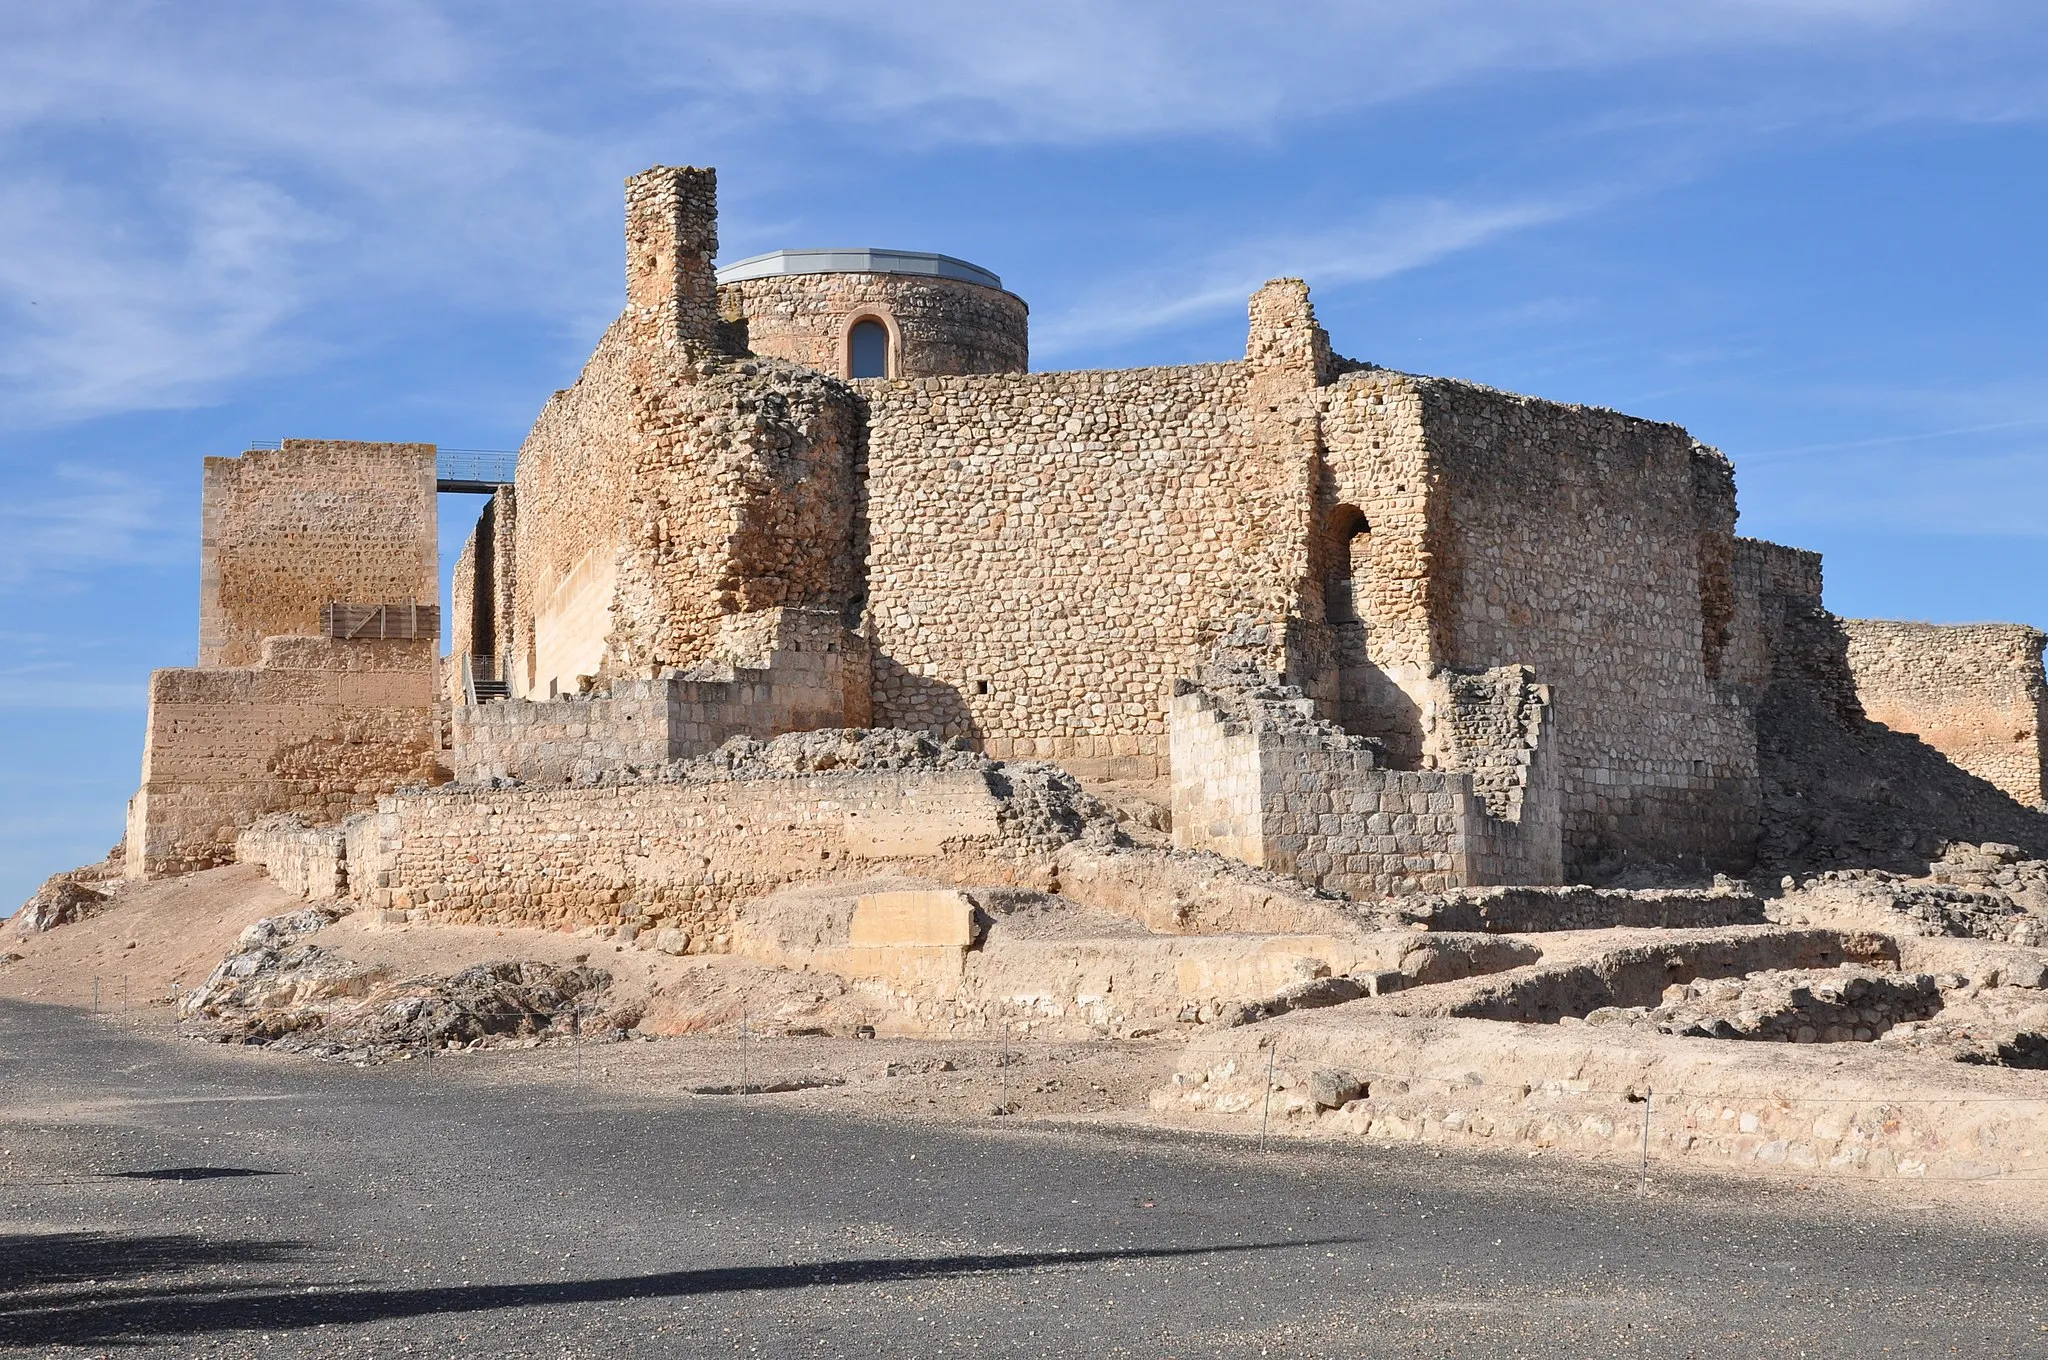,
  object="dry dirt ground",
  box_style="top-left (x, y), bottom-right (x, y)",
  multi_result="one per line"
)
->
top-left (0, 867), bottom-right (1187, 1123)
top-left (8, 866), bottom-right (2048, 1219)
